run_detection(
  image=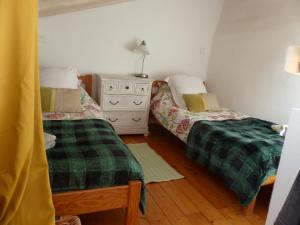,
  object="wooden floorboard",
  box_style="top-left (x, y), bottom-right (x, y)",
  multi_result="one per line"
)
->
top-left (80, 129), bottom-right (270, 225)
